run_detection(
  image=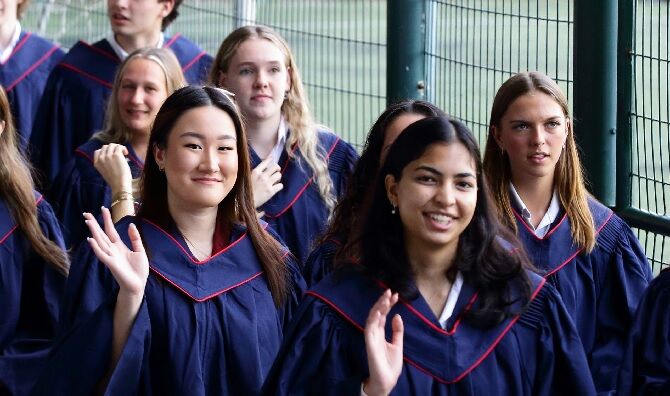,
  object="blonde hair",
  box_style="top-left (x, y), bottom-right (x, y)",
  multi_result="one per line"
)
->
top-left (93, 47), bottom-right (186, 145)
top-left (210, 25), bottom-right (336, 212)
top-left (0, 87), bottom-right (69, 275)
top-left (483, 71), bottom-right (596, 252)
